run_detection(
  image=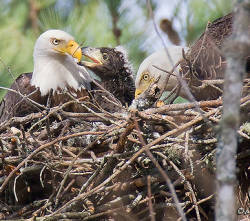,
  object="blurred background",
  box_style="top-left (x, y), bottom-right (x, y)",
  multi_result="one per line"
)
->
top-left (0, 0), bottom-right (233, 99)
